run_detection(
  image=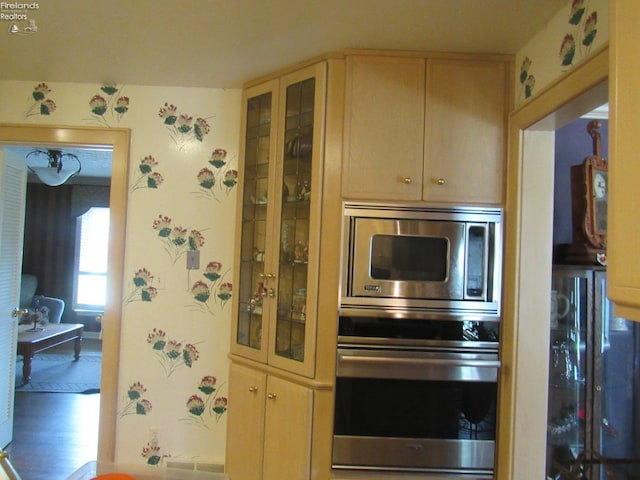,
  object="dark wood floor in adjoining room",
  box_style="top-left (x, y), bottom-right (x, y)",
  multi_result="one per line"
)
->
top-left (6, 392), bottom-right (99, 480)
top-left (5, 337), bottom-right (101, 480)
